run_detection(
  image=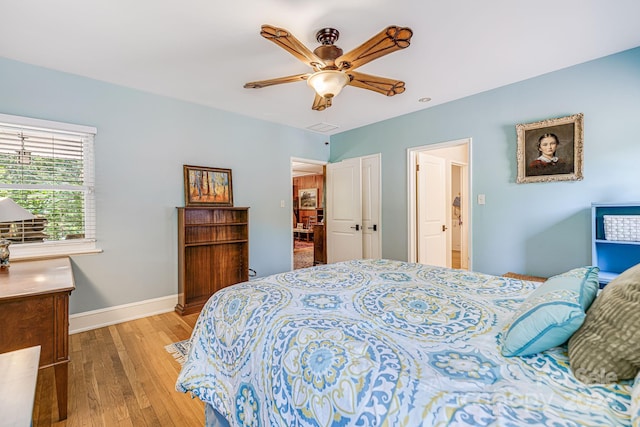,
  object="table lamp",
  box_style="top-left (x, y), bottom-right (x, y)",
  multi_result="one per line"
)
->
top-left (0, 197), bottom-right (35, 268)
